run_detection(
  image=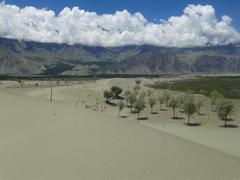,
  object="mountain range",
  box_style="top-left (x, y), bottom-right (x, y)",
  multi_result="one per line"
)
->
top-left (0, 37), bottom-right (240, 75)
